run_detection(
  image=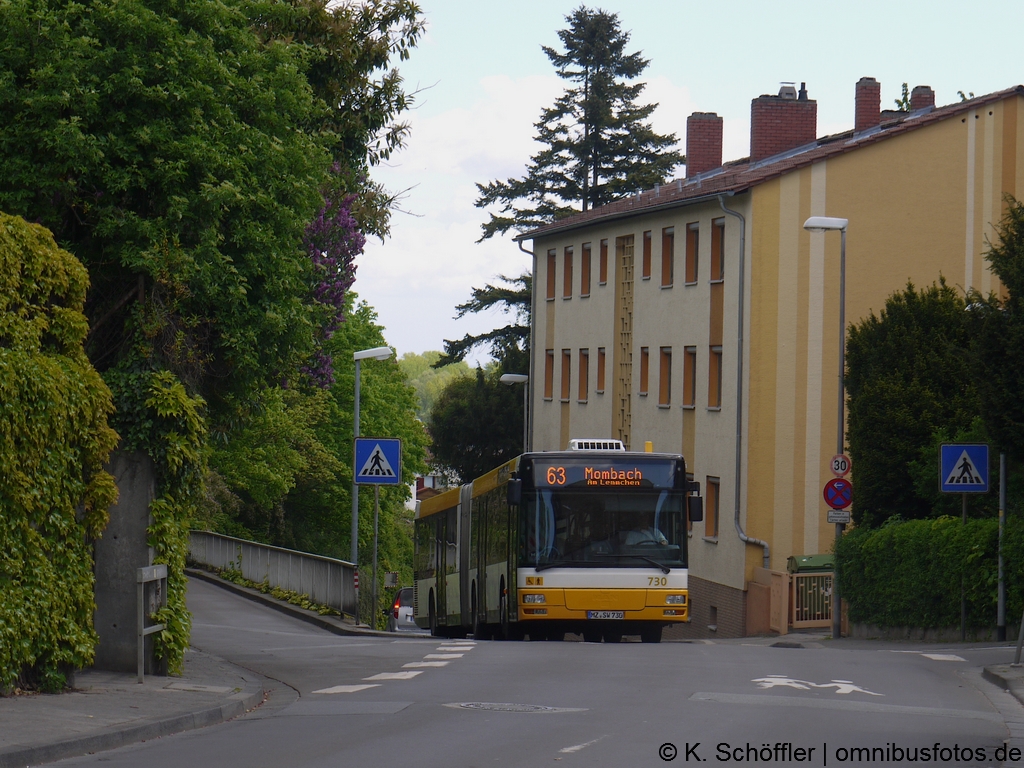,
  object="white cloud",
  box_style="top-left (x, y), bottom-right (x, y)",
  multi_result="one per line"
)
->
top-left (360, 74), bottom-right (566, 361)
